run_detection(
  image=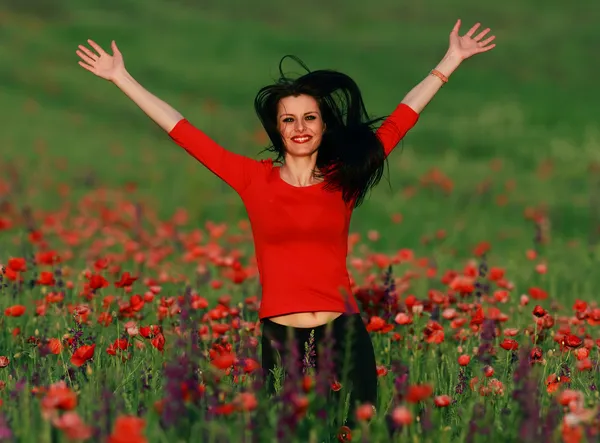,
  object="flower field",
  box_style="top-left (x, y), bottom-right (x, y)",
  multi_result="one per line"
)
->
top-left (1, 0), bottom-right (599, 441)
top-left (0, 164), bottom-right (599, 442)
